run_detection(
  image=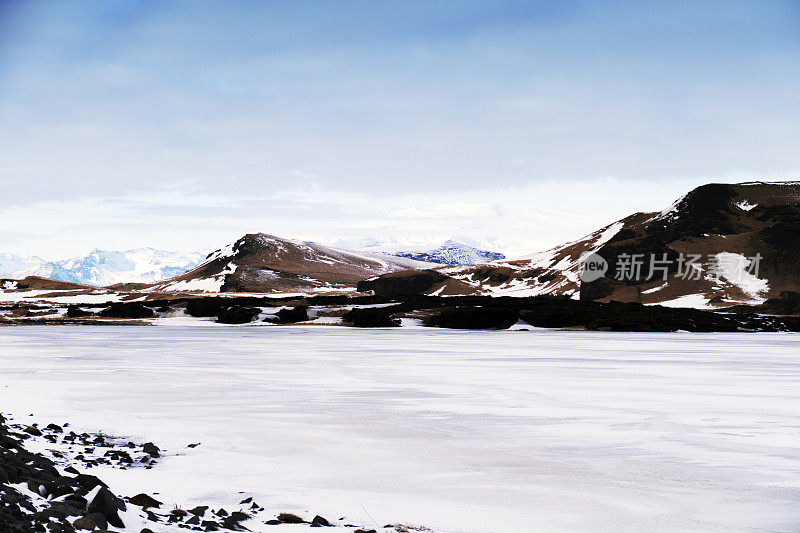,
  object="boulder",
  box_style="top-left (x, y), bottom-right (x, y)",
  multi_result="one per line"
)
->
top-left (87, 487), bottom-right (127, 528)
top-left (128, 493), bottom-right (162, 508)
top-left (217, 306), bottom-right (260, 324)
top-left (277, 512), bottom-right (305, 523)
top-left (273, 306), bottom-right (309, 324)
